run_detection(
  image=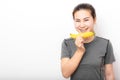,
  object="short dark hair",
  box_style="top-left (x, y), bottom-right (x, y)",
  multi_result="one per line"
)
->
top-left (72, 3), bottom-right (96, 19)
